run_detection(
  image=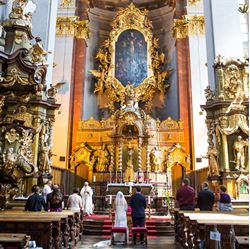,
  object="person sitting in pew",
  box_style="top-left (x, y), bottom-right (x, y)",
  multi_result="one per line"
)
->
top-left (197, 182), bottom-right (215, 211)
top-left (67, 187), bottom-right (83, 211)
top-left (218, 185), bottom-right (233, 212)
top-left (25, 185), bottom-right (48, 211)
top-left (48, 188), bottom-right (64, 212)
